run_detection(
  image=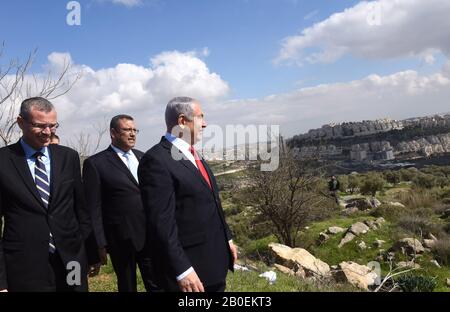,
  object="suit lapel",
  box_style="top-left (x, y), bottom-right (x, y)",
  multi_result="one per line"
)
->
top-left (106, 146), bottom-right (139, 186)
top-left (160, 137), bottom-right (213, 192)
top-left (9, 142), bottom-right (47, 212)
top-left (48, 144), bottom-right (61, 210)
